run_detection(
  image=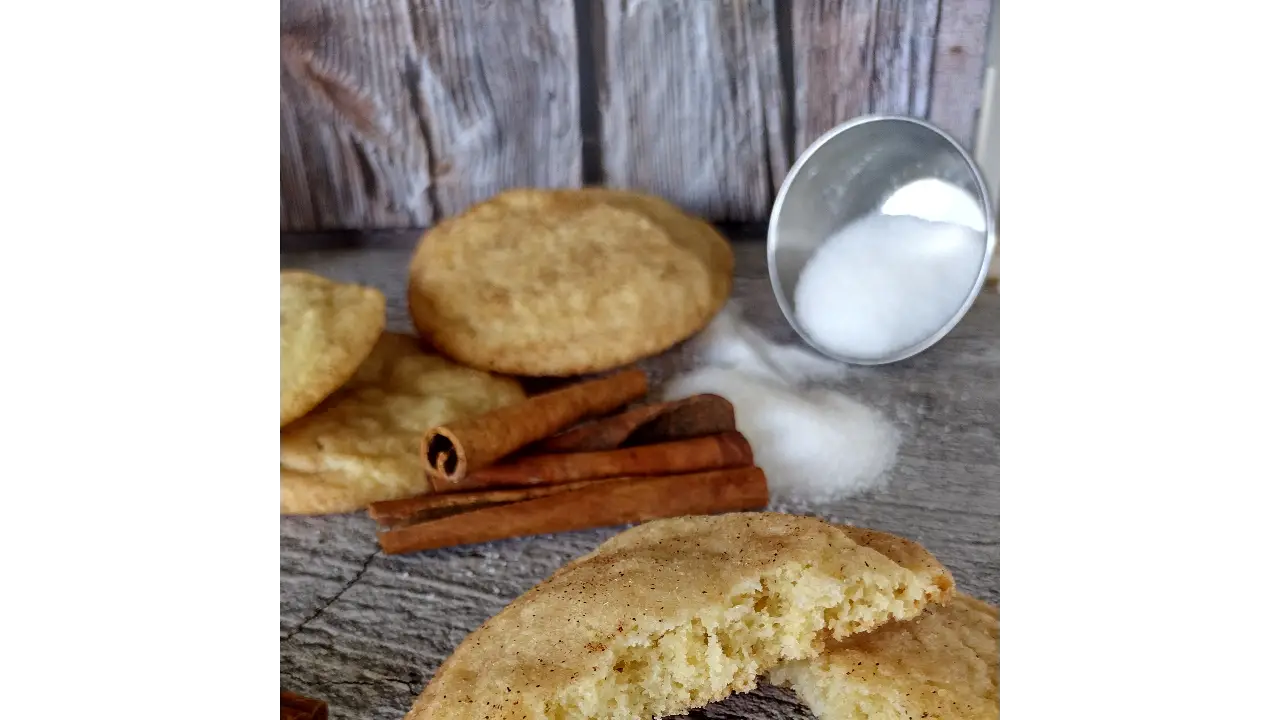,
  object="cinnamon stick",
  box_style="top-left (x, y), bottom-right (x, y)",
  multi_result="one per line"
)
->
top-left (281, 691), bottom-right (328, 720)
top-left (534, 394), bottom-right (736, 452)
top-left (377, 467), bottom-right (770, 555)
top-left (368, 480), bottom-right (600, 528)
top-left (456, 431), bottom-right (753, 491)
top-left (421, 369), bottom-right (648, 490)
